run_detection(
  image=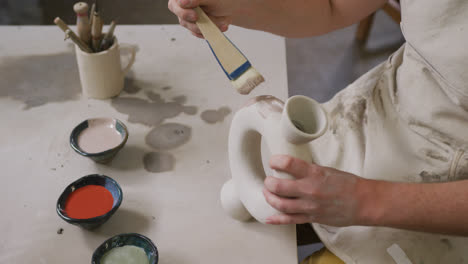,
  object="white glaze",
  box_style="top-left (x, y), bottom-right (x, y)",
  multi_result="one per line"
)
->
top-left (101, 245), bottom-right (149, 264)
top-left (78, 119), bottom-right (123, 153)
